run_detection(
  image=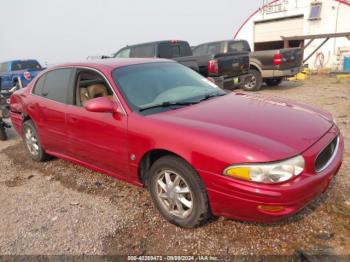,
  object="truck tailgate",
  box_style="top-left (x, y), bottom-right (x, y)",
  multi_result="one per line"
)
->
top-left (214, 52), bottom-right (250, 77)
top-left (279, 48), bottom-right (303, 70)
